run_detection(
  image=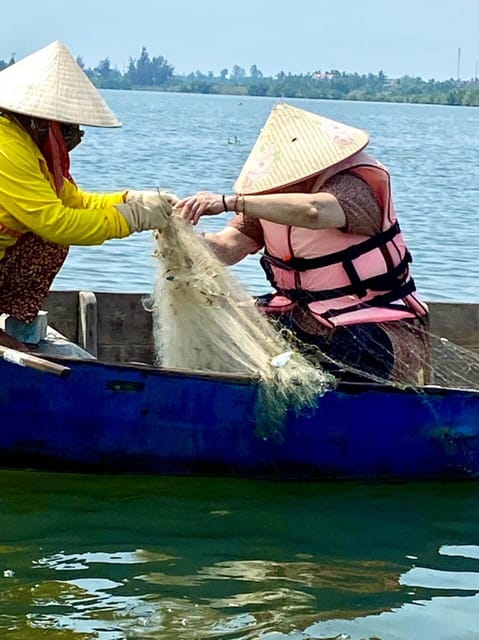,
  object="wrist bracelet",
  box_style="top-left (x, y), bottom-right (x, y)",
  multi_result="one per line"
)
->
top-left (235, 194), bottom-right (245, 215)
top-left (222, 194), bottom-right (228, 211)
